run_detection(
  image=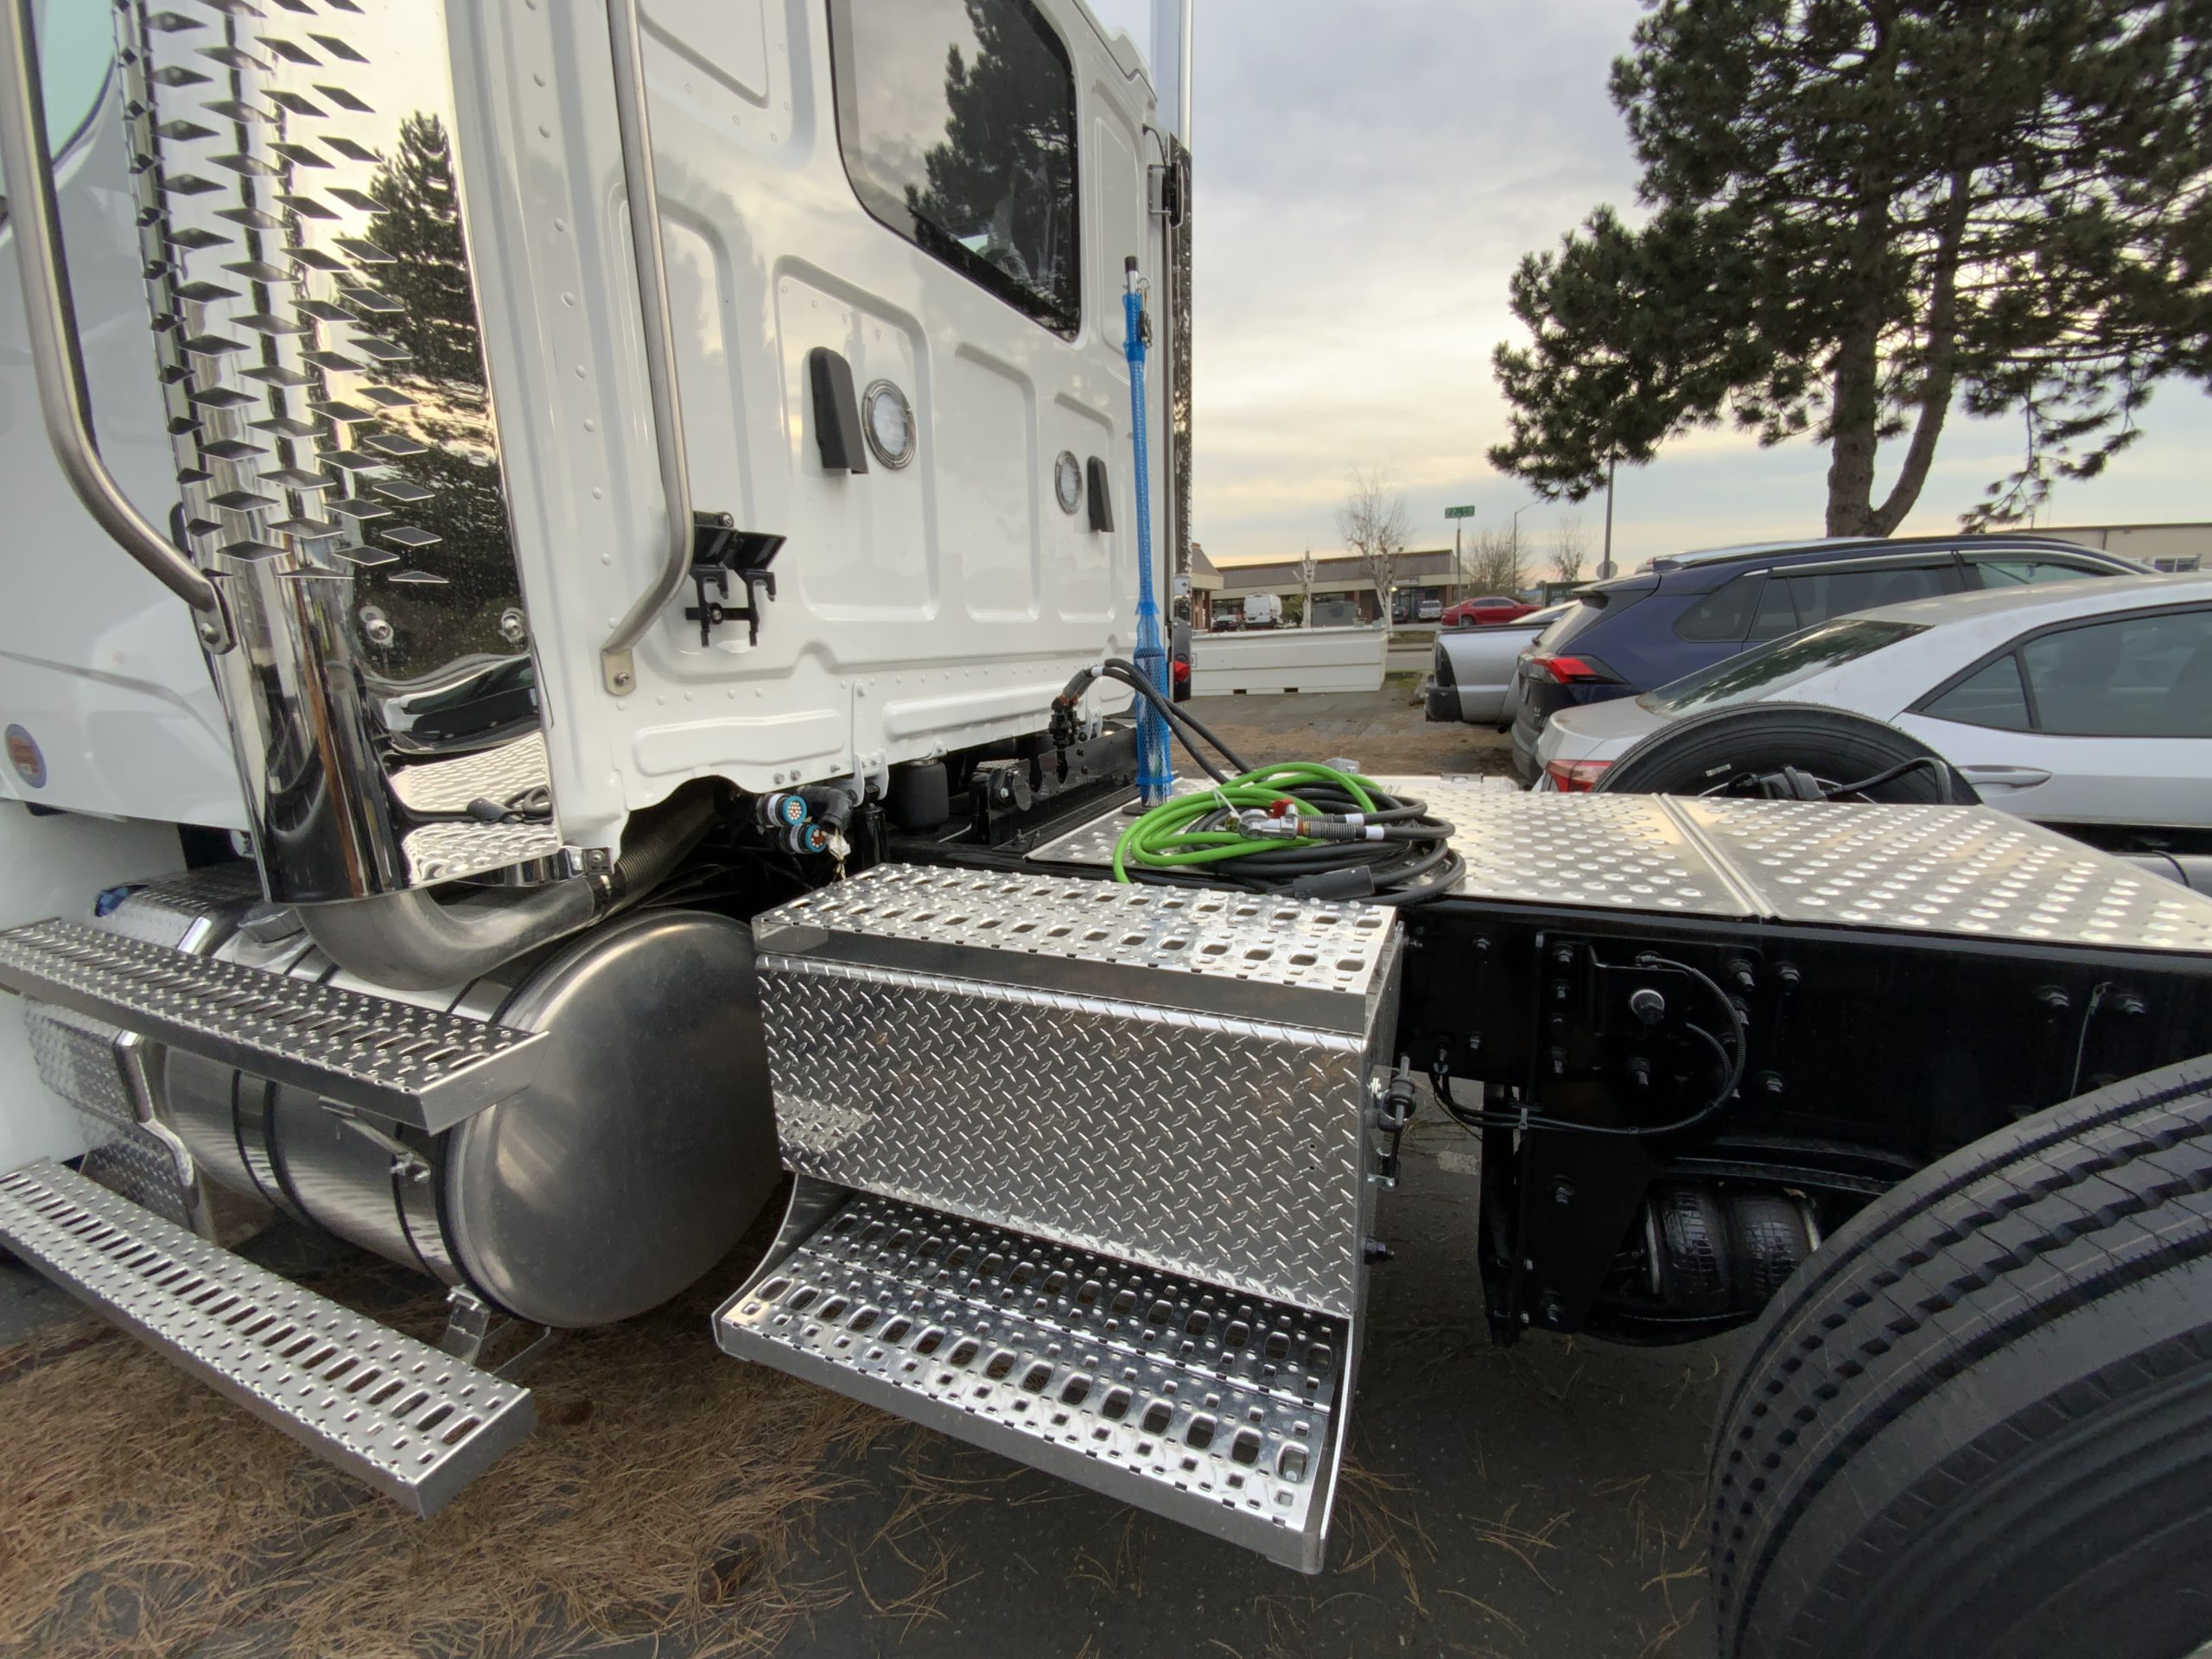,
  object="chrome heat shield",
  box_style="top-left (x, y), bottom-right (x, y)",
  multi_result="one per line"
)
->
top-left (118, 0), bottom-right (559, 899)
